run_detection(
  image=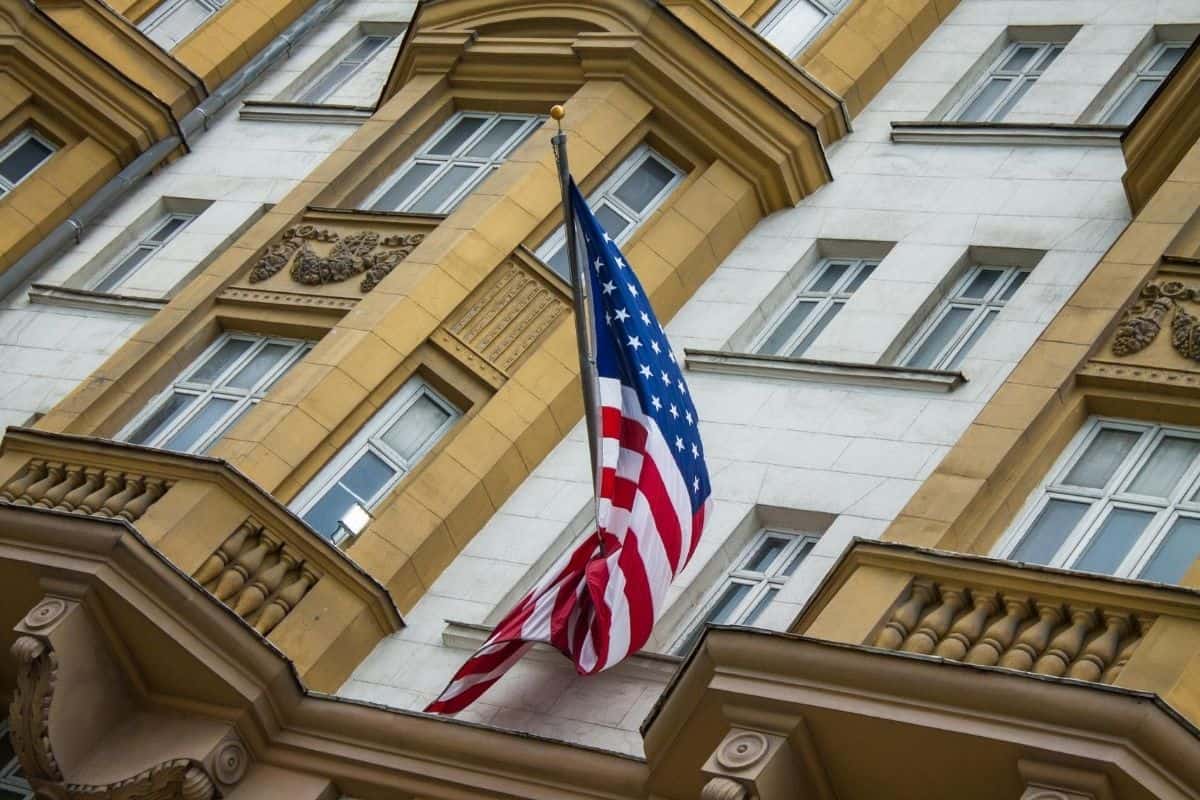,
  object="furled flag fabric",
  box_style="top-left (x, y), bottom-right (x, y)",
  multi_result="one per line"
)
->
top-left (425, 181), bottom-right (712, 715)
